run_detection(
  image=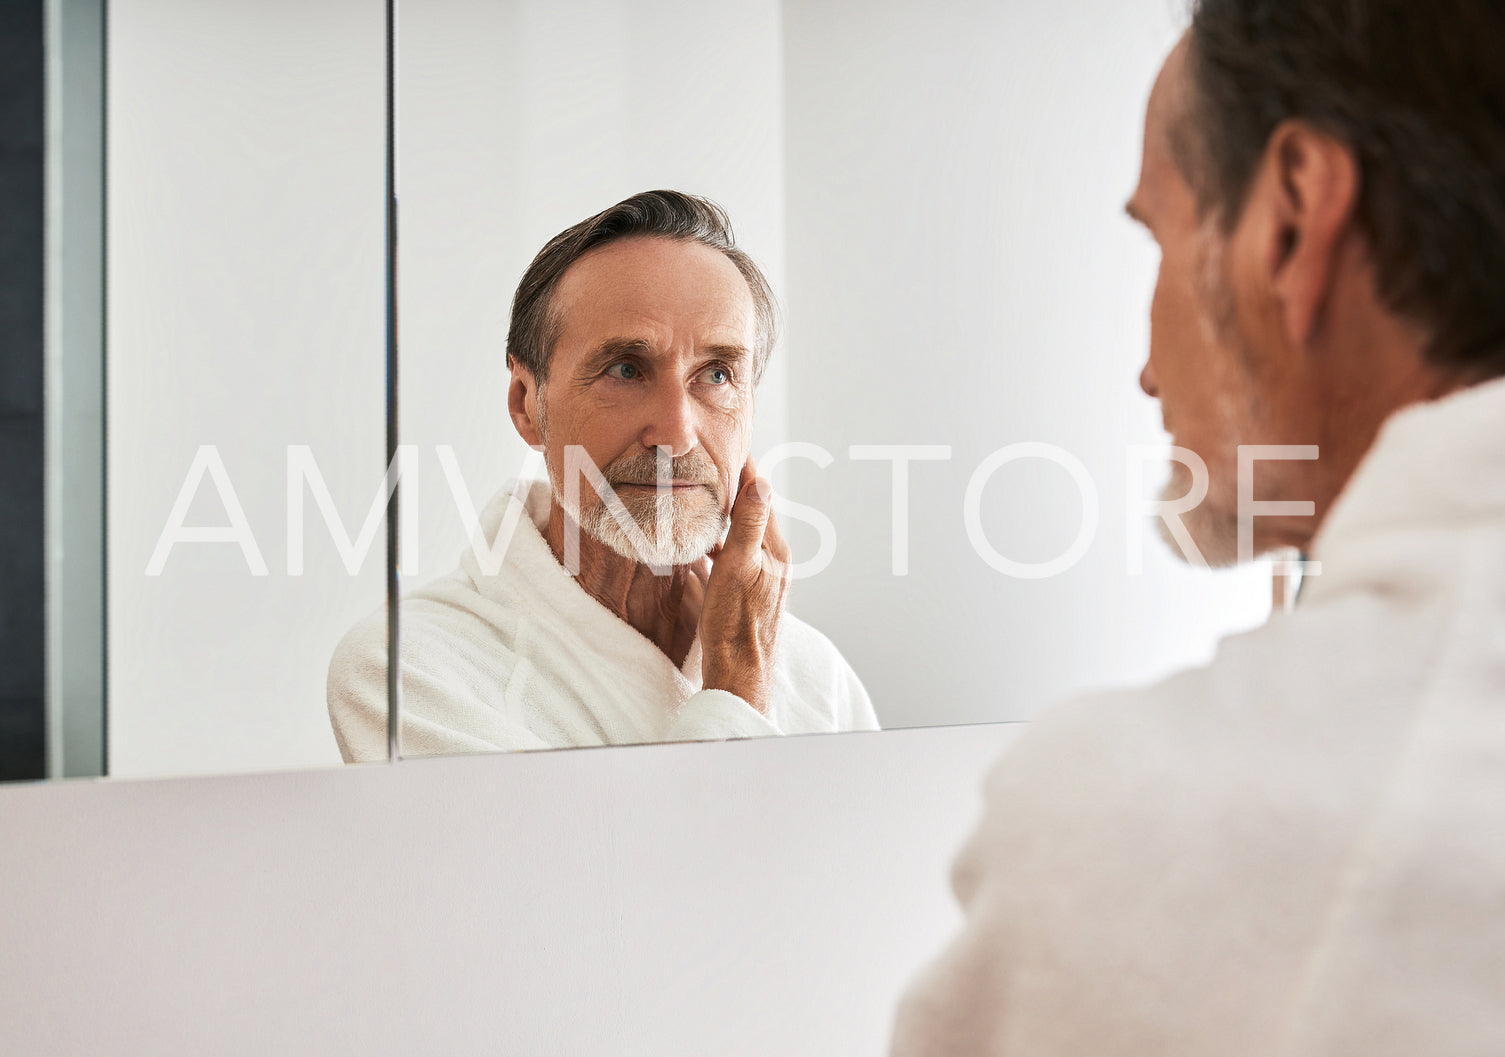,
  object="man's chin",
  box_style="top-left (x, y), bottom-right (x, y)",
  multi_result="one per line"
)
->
top-left (586, 509), bottom-right (728, 568)
top-left (1155, 505), bottom-right (1241, 568)
top-left (1156, 465), bottom-right (1241, 568)
top-left (598, 535), bottom-right (718, 569)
